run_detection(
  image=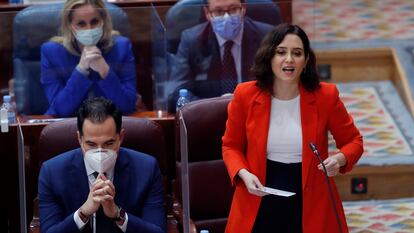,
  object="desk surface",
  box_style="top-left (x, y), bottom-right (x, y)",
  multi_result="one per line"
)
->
top-left (18, 111), bottom-right (175, 124)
